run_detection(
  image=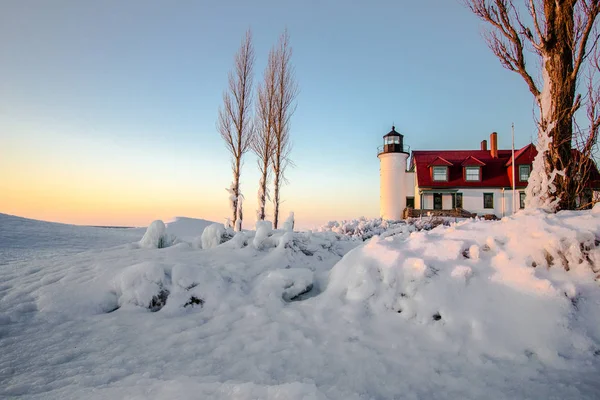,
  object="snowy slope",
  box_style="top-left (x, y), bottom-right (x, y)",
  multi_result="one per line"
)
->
top-left (0, 213), bottom-right (145, 265)
top-left (165, 216), bottom-right (215, 242)
top-left (0, 214), bottom-right (215, 265)
top-left (1, 211), bottom-right (600, 399)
